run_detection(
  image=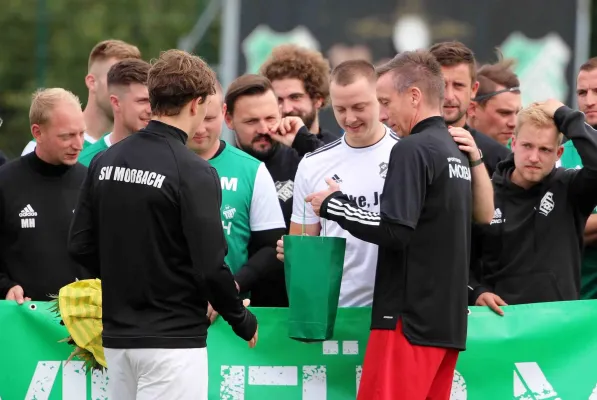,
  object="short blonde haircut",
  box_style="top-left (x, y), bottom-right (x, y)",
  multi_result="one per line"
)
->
top-left (88, 39), bottom-right (141, 71)
top-left (29, 88), bottom-right (82, 126)
top-left (515, 103), bottom-right (563, 145)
